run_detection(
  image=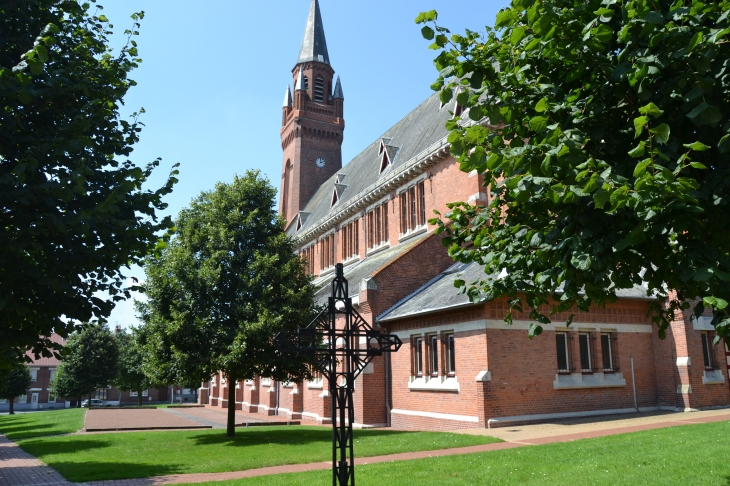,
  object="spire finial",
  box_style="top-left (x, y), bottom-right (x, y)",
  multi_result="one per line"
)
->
top-left (333, 76), bottom-right (344, 99)
top-left (297, 0), bottom-right (330, 65)
top-left (283, 85), bottom-right (292, 107)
